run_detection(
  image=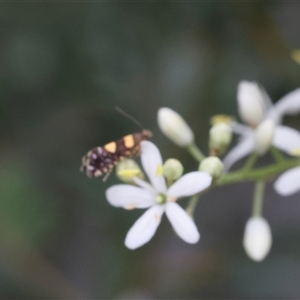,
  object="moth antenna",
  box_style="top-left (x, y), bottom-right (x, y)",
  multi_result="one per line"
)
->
top-left (115, 106), bottom-right (144, 129)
